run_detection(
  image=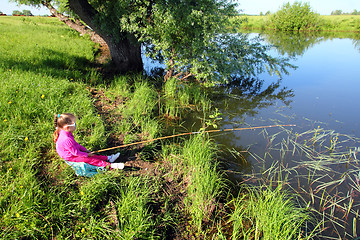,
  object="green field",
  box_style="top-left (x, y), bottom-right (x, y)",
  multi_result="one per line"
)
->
top-left (233, 15), bottom-right (360, 32)
top-left (0, 16), bottom-right (313, 239)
